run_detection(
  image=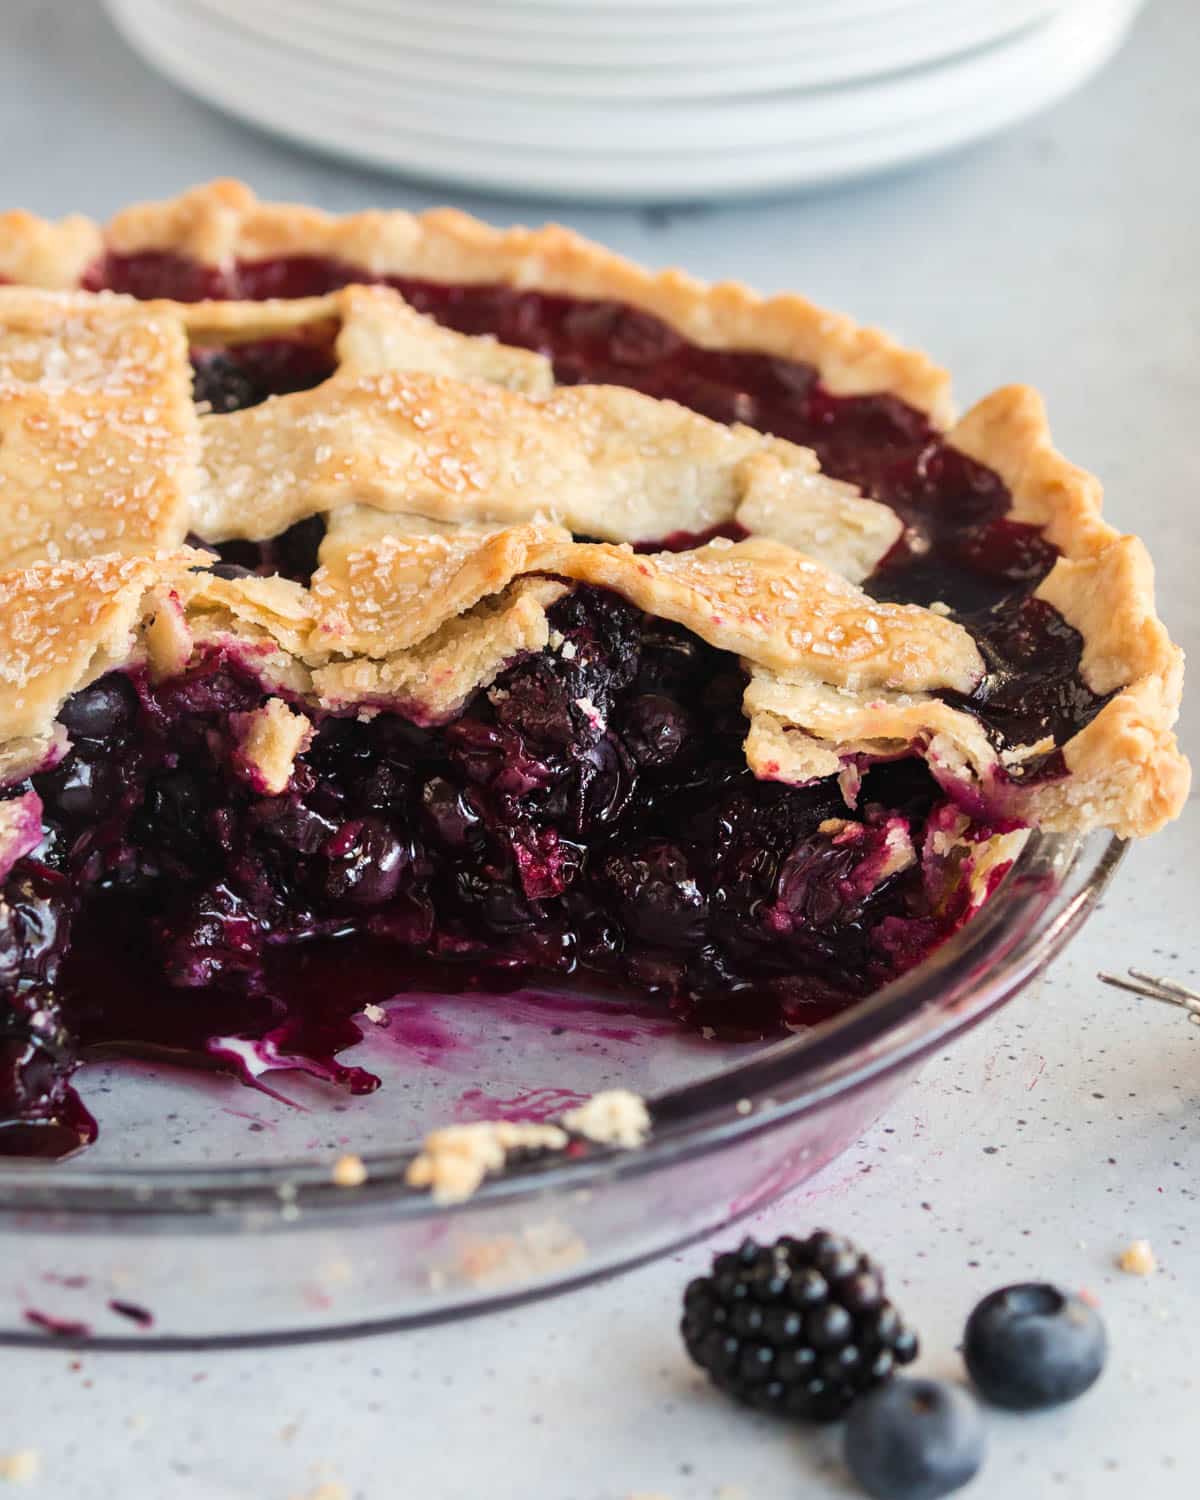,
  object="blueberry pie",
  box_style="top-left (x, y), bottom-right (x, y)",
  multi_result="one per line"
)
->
top-left (0, 182), bottom-right (1187, 1157)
